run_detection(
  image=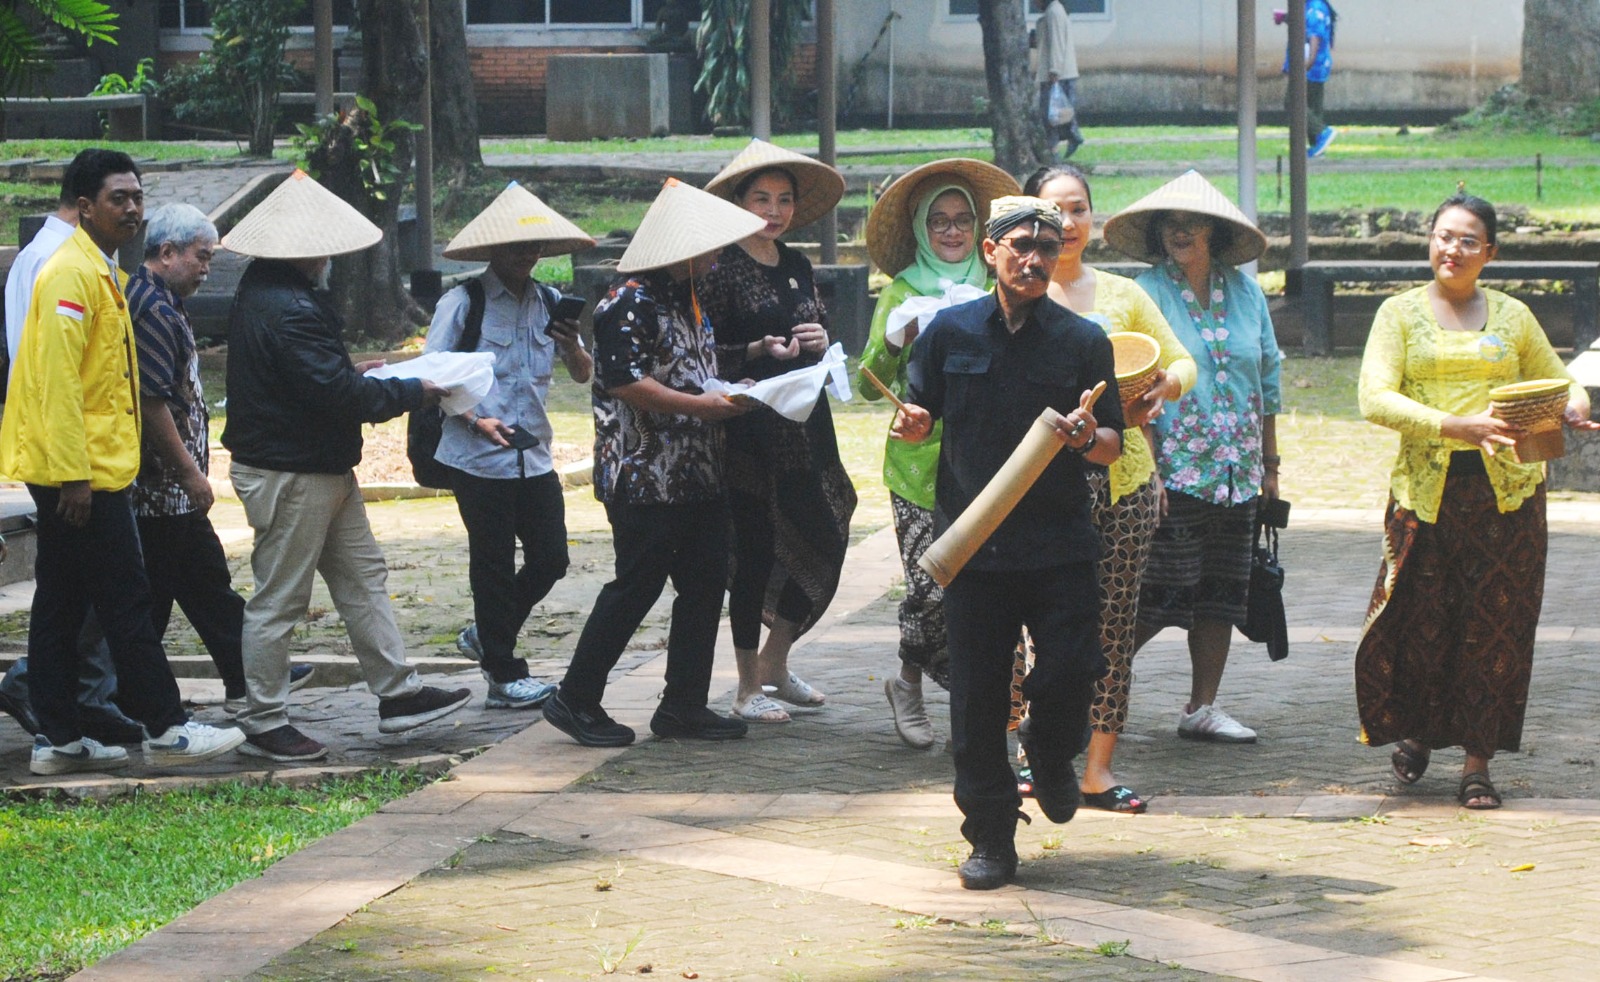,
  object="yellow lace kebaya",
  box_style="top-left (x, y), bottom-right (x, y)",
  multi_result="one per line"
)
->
top-left (1358, 286), bottom-right (1581, 523)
